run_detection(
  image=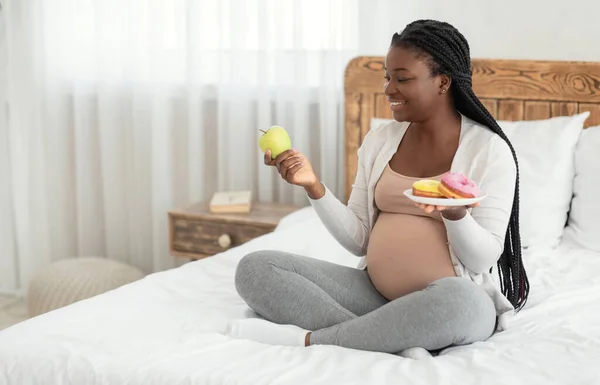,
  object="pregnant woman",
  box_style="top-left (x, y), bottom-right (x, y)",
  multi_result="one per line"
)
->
top-left (225, 19), bottom-right (530, 355)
